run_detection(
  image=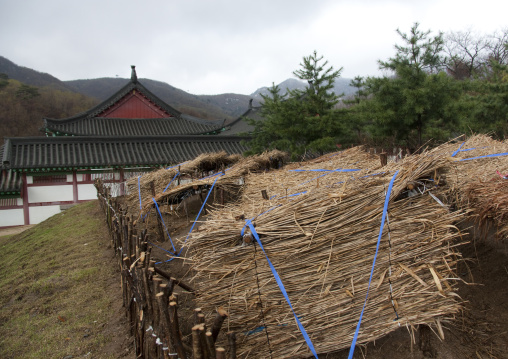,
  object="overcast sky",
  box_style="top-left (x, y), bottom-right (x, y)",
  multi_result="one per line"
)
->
top-left (1, 0), bottom-right (506, 95)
